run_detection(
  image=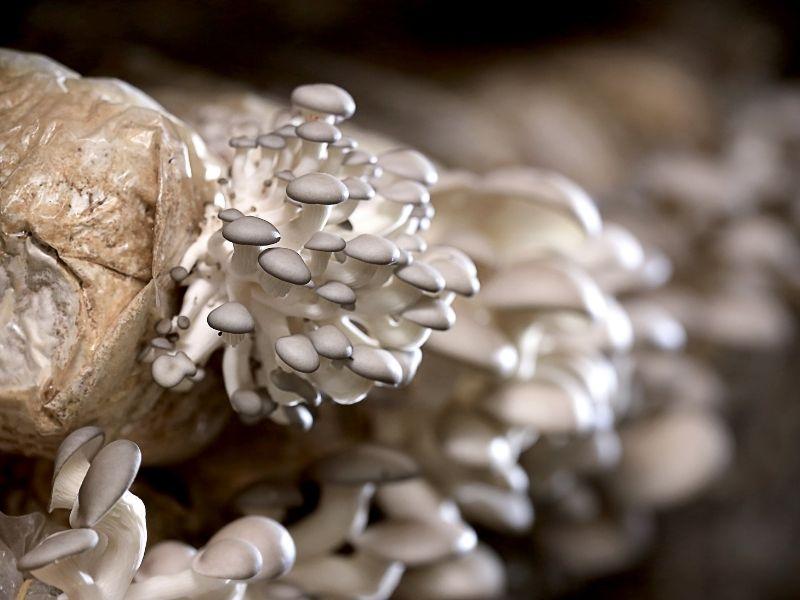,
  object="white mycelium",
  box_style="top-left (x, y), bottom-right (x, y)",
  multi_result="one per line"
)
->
top-left (146, 84), bottom-right (478, 429)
